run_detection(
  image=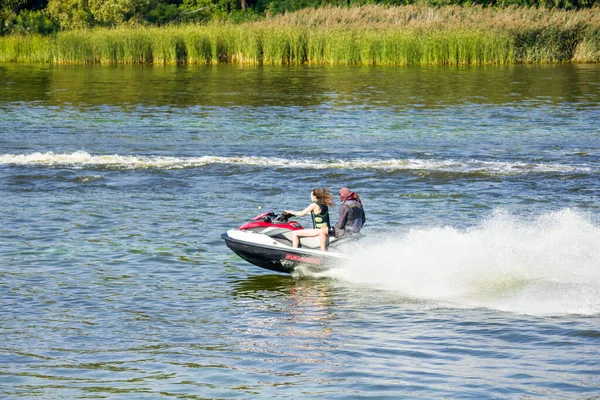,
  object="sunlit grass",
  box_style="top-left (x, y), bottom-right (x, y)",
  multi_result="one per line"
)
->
top-left (0, 34), bottom-right (53, 62)
top-left (1, 5), bottom-right (598, 65)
